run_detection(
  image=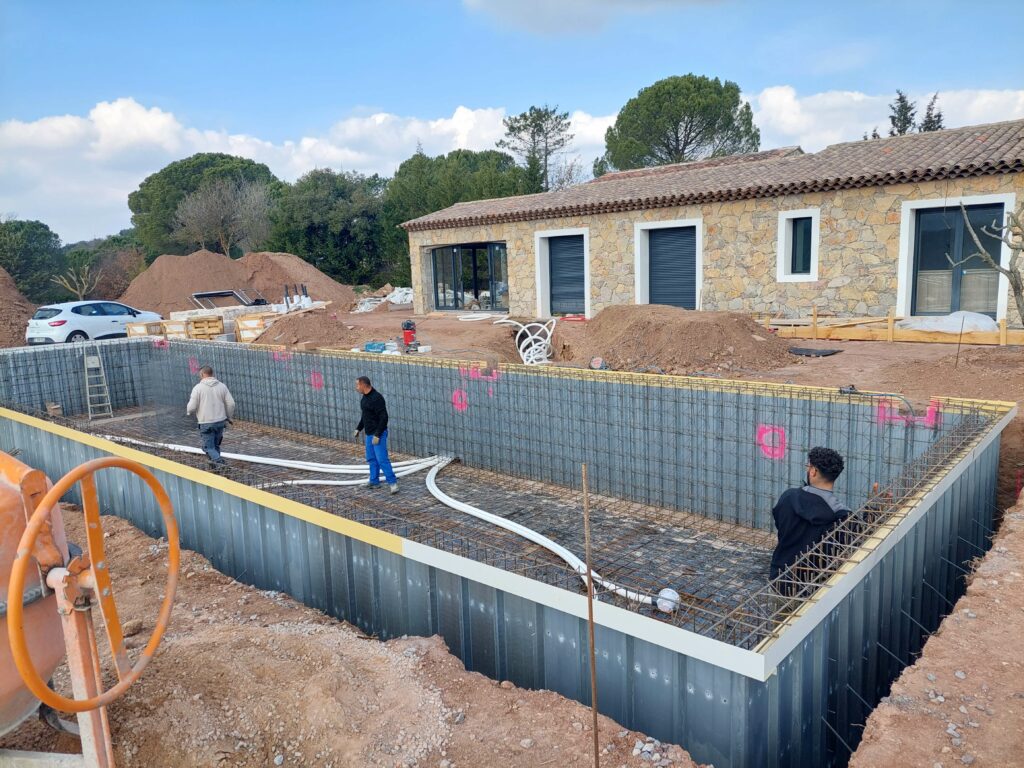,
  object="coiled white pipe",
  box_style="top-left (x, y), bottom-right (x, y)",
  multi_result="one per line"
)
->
top-left (258, 458), bottom-right (442, 488)
top-left (425, 459), bottom-right (655, 605)
top-left (458, 313), bottom-right (508, 322)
